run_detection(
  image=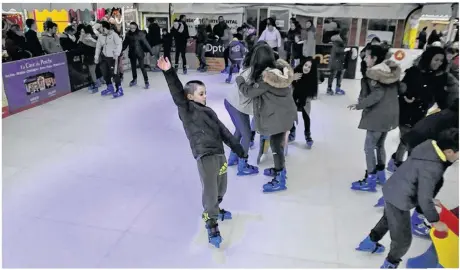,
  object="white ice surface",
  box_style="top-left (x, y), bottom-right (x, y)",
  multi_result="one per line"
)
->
top-left (2, 70), bottom-right (459, 268)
